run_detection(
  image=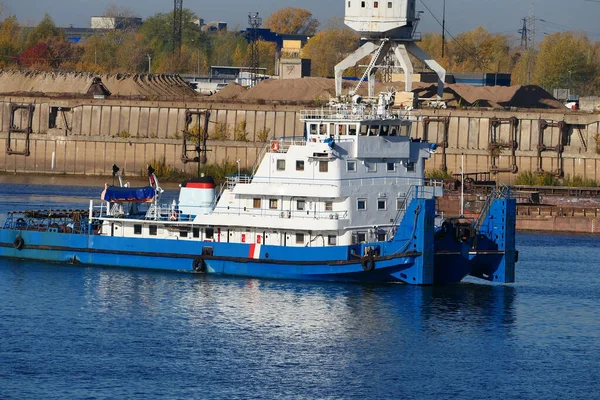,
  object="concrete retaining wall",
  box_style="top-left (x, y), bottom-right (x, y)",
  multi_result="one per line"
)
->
top-left (1, 96), bottom-right (600, 182)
